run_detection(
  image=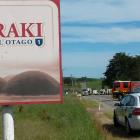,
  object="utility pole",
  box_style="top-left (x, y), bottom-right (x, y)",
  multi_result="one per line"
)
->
top-left (85, 76), bottom-right (87, 89)
top-left (71, 74), bottom-right (74, 93)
